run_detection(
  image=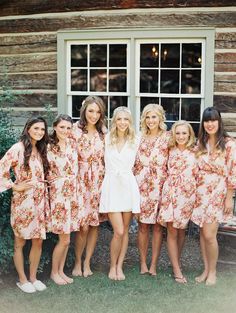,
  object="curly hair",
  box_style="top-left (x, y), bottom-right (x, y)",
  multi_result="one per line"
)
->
top-left (20, 116), bottom-right (49, 176)
top-left (140, 103), bottom-right (167, 135)
top-left (169, 120), bottom-right (196, 149)
top-left (109, 106), bottom-right (135, 146)
top-left (49, 114), bottom-right (73, 151)
top-left (77, 96), bottom-right (106, 136)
